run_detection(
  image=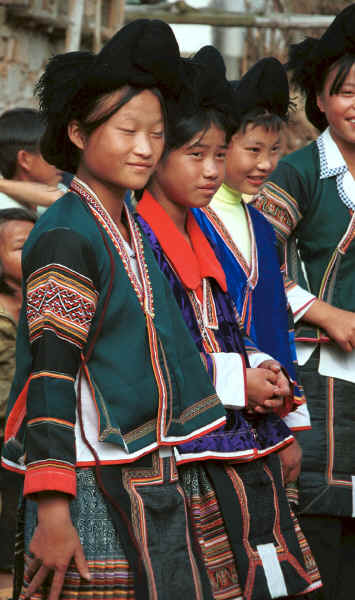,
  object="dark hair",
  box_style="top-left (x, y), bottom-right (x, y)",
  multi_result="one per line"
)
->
top-left (0, 108), bottom-right (46, 179)
top-left (0, 208), bottom-right (37, 296)
top-left (40, 85), bottom-right (167, 174)
top-left (236, 108), bottom-right (285, 134)
top-left (318, 54), bottom-right (355, 96)
top-left (164, 107), bottom-right (234, 157)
